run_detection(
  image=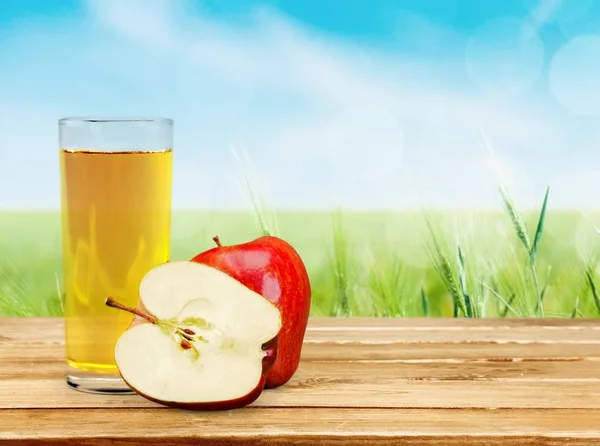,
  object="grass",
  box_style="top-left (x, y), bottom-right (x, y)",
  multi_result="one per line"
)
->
top-left (2, 204), bottom-right (600, 318)
top-left (331, 210), bottom-right (350, 316)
